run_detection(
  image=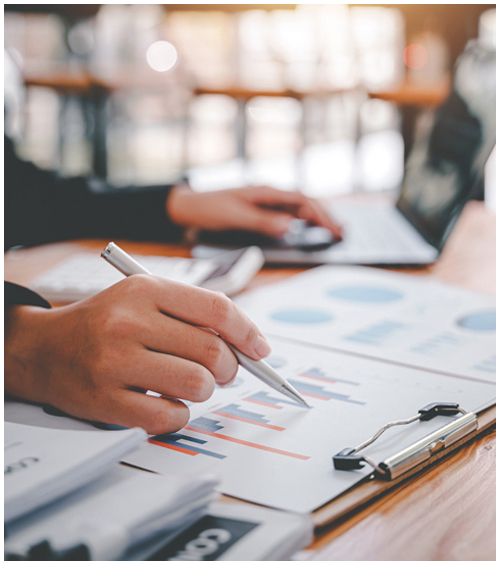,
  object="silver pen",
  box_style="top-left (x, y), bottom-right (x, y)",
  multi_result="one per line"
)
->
top-left (101, 242), bottom-right (309, 408)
